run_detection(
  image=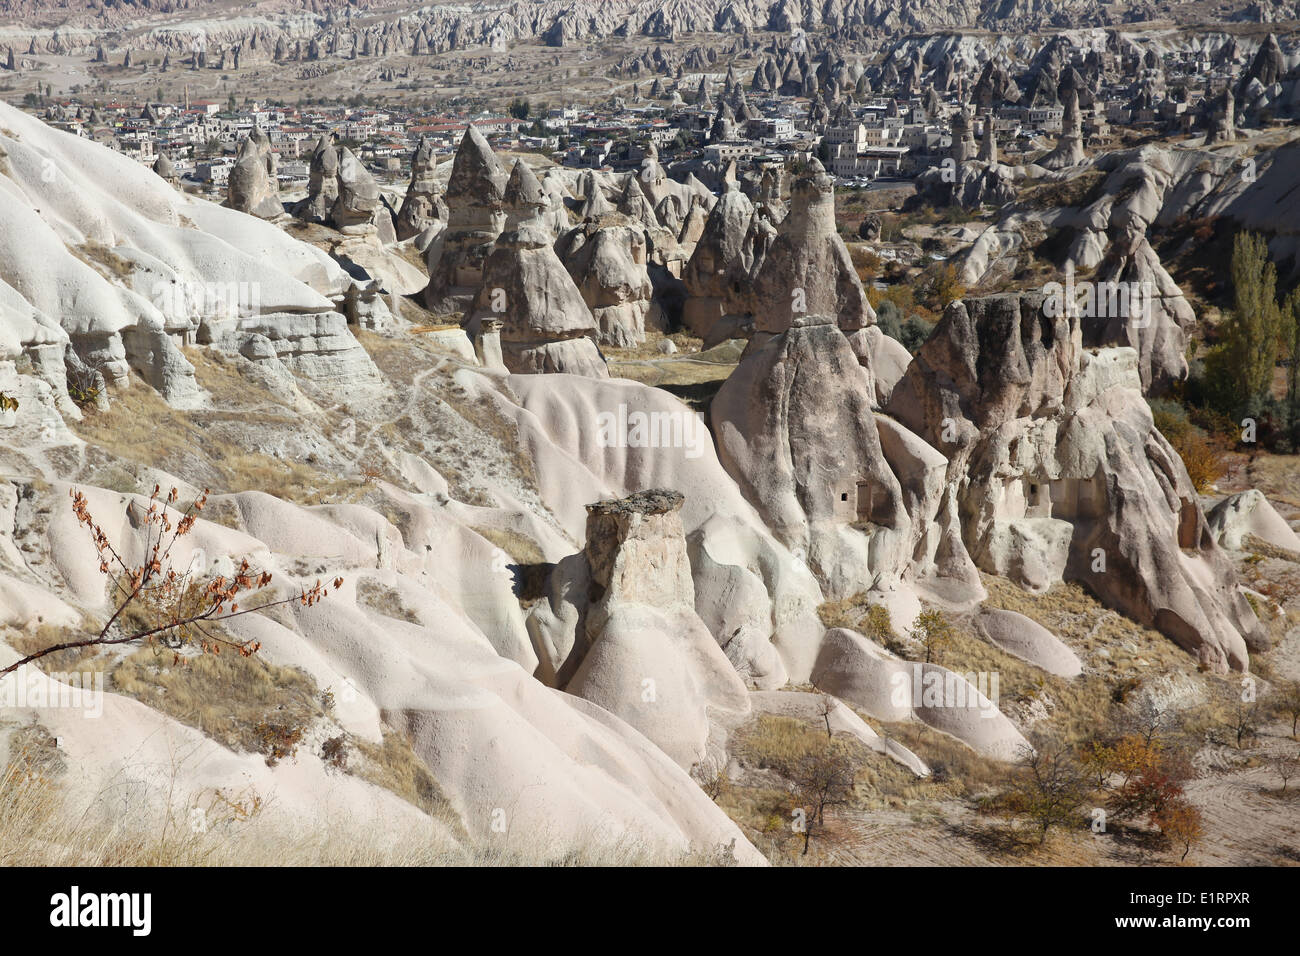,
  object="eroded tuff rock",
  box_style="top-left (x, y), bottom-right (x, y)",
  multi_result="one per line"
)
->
top-left (294, 136), bottom-right (396, 241)
top-left (332, 147), bottom-right (396, 242)
top-left (811, 627), bottom-right (1031, 761)
top-left (1203, 88), bottom-right (1237, 145)
top-left (424, 126), bottom-right (507, 315)
top-left (394, 136), bottom-right (448, 242)
top-left (557, 222), bottom-right (661, 348)
top-left (504, 159), bottom-right (568, 238)
top-left (1207, 489), bottom-right (1300, 553)
top-left (301, 135), bottom-right (340, 223)
top-left (914, 107), bottom-right (1018, 210)
top-left (711, 312), bottom-right (981, 616)
top-left (0, 102), bottom-right (369, 411)
top-left (1039, 88), bottom-right (1087, 170)
top-left (227, 127), bottom-right (282, 220)
top-left (747, 159), bottom-right (875, 337)
top-left (680, 181), bottom-right (768, 344)
top-left (152, 152), bottom-right (179, 187)
top-left (959, 146), bottom-right (1194, 394)
top-left (886, 293), bottom-right (1263, 672)
top-left (559, 489), bottom-right (750, 769)
top-left (466, 218), bottom-right (607, 377)
top-left (976, 608), bottom-right (1082, 677)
